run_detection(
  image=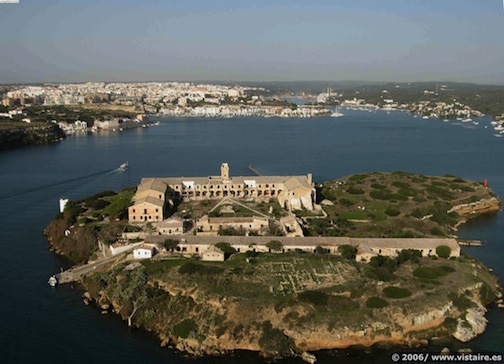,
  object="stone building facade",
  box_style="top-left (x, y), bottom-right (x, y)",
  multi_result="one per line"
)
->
top-left (128, 163), bottom-right (315, 224)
